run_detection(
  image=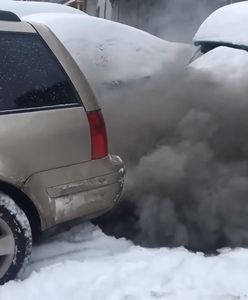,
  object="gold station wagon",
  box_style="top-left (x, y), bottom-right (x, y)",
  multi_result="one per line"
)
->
top-left (0, 10), bottom-right (124, 284)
